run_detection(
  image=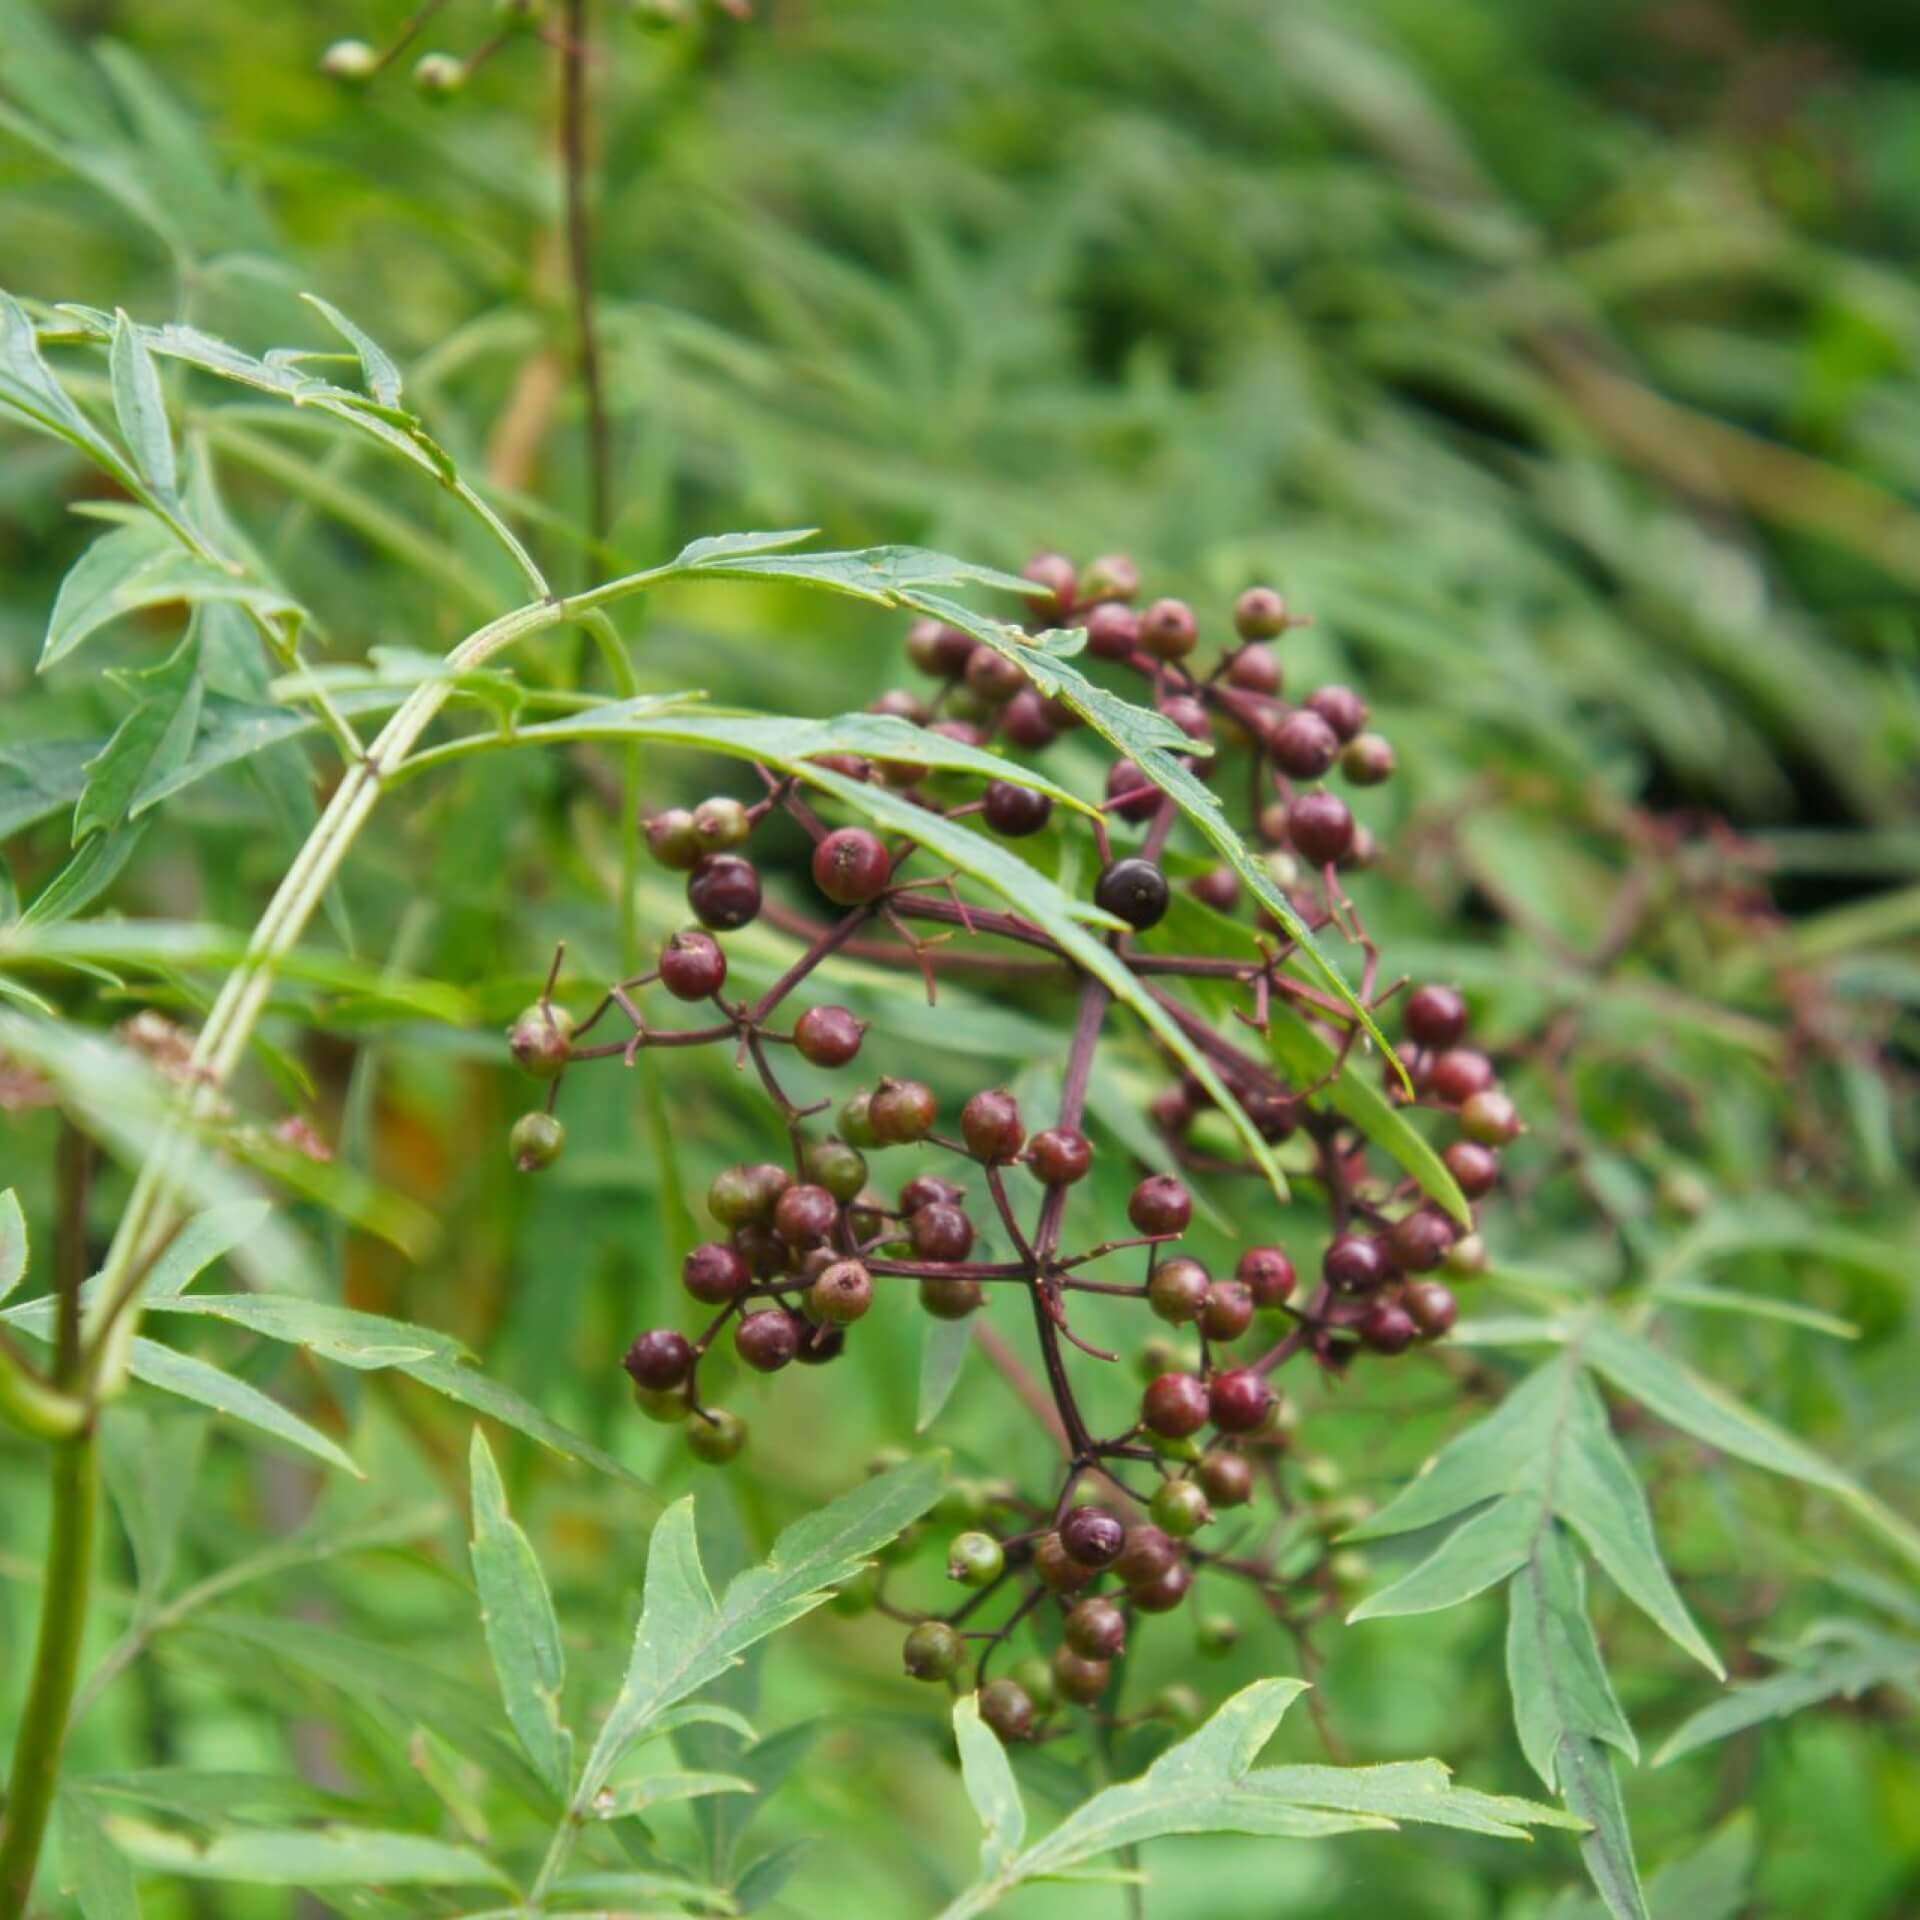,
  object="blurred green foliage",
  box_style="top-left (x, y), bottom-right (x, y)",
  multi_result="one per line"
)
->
top-left (1, 1), bottom-right (1916, 1916)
